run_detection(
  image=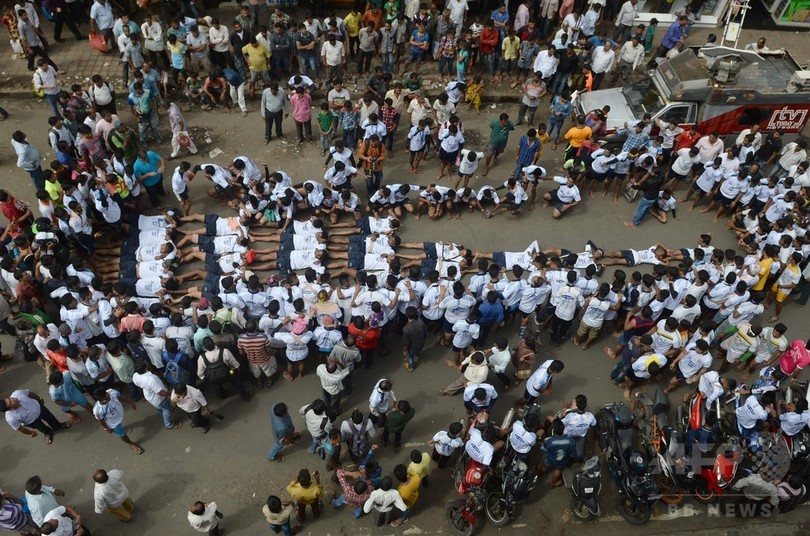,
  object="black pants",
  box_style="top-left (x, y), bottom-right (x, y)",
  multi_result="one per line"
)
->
top-left (65, 1), bottom-right (89, 23)
top-left (495, 371), bottom-right (512, 388)
top-left (360, 348), bottom-right (376, 369)
top-left (28, 401), bottom-right (63, 437)
top-left (322, 389), bottom-right (342, 413)
top-left (213, 375), bottom-right (249, 400)
top-left (144, 182), bottom-right (162, 207)
top-left (381, 428), bottom-right (402, 448)
top-left (592, 71), bottom-right (606, 91)
top-left (264, 110), bottom-right (283, 140)
top-left (53, 12), bottom-right (82, 40)
top-left (0, 318), bottom-right (17, 336)
top-left (187, 409), bottom-right (210, 428)
top-left (357, 50), bottom-right (373, 73)
top-left (211, 50), bottom-right (231, 70)
top-left (28, 46), bottom-right (58, 71)
top-left (550, 315), bottom-right (572, 344)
